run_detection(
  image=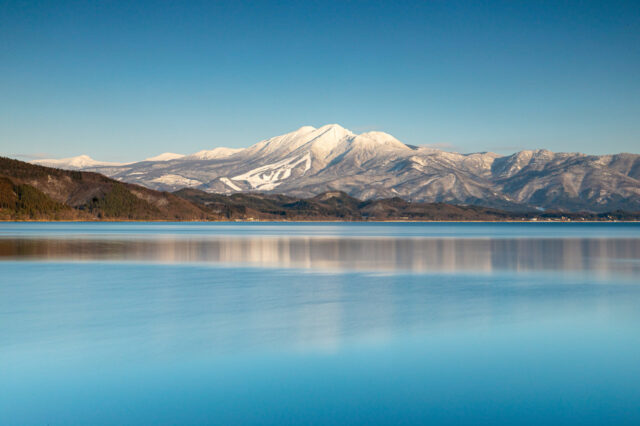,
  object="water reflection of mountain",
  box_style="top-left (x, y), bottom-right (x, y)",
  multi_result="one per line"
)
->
top-left (1, 237), bottom-right (639, 276)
